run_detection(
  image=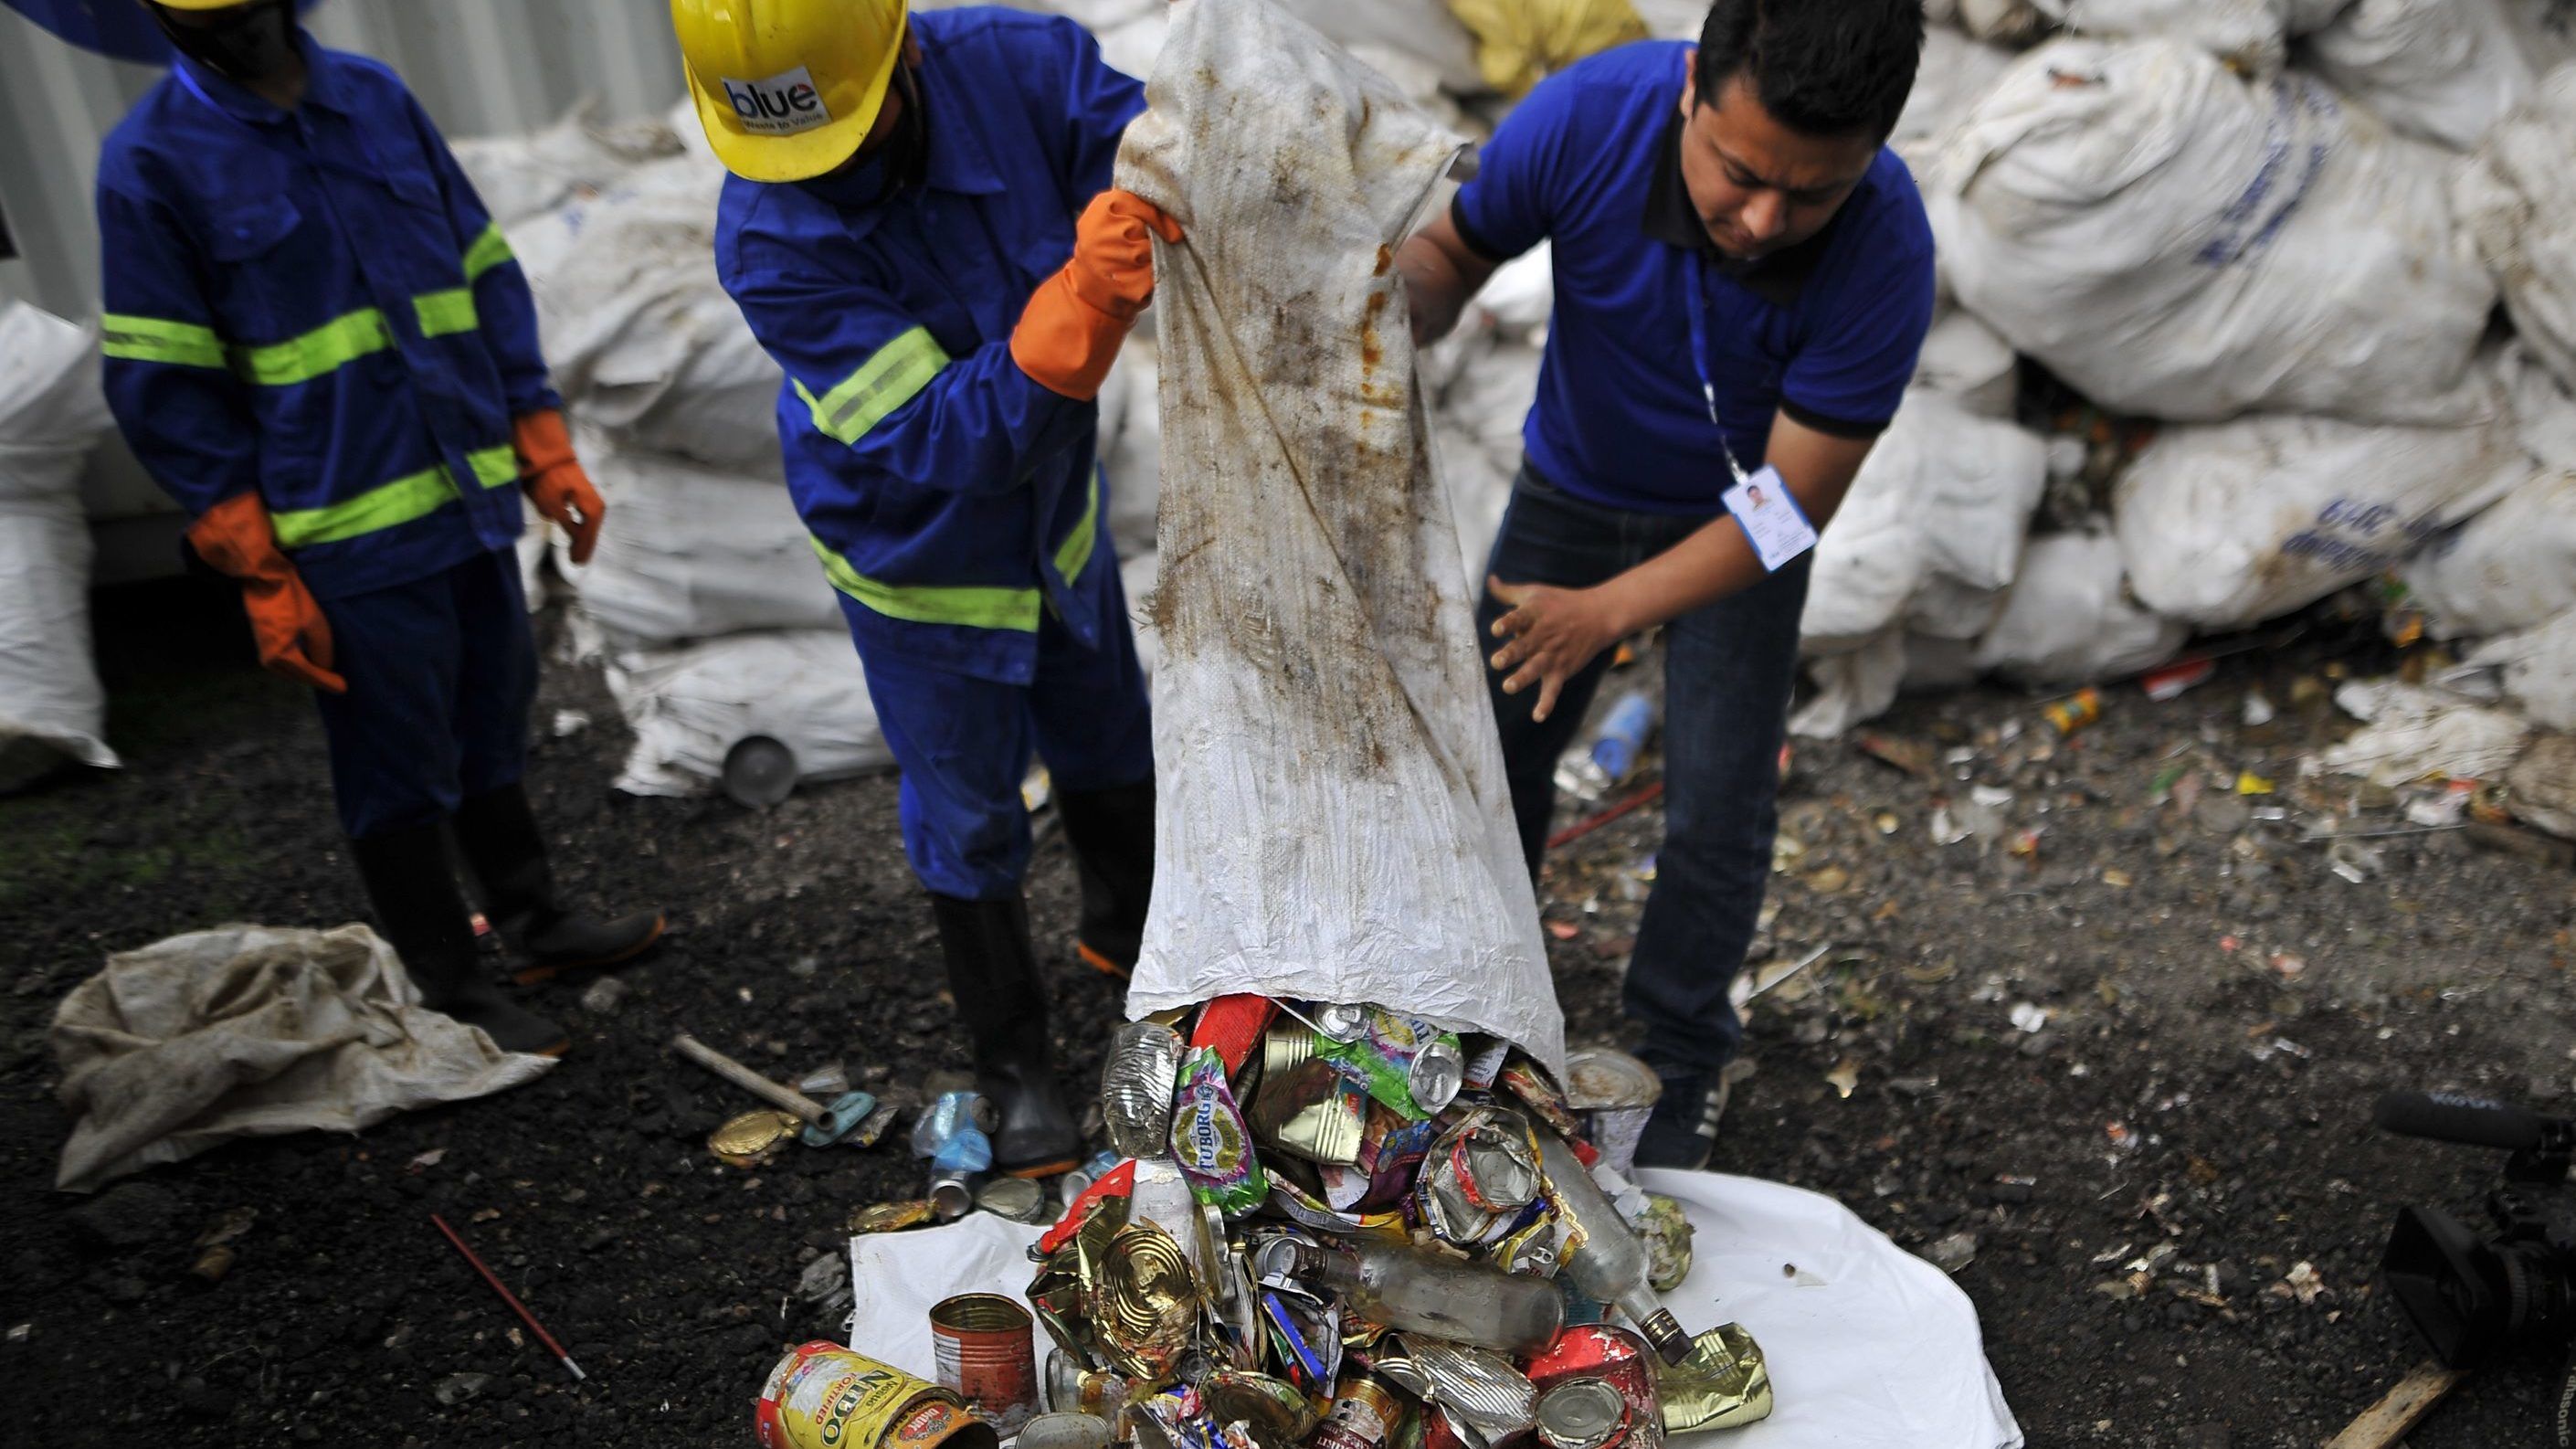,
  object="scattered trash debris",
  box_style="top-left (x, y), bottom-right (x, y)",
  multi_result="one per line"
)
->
top-left (1926, 1232), bottom-right (1980, 1274)
top-left (430, 1213), bottom-right (586, 1381)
